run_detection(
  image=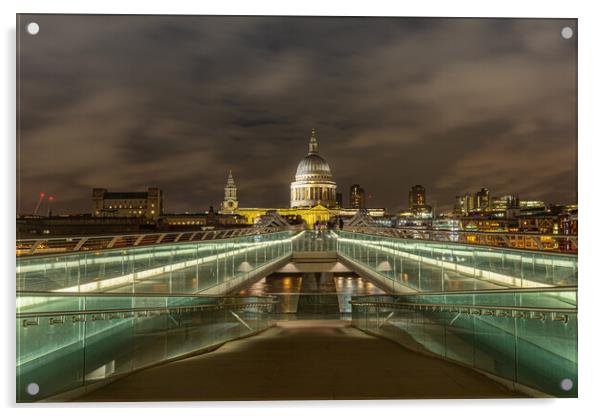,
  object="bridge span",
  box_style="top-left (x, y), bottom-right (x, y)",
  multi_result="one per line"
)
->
top-left (16, 227), bottom-right (577, 401)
